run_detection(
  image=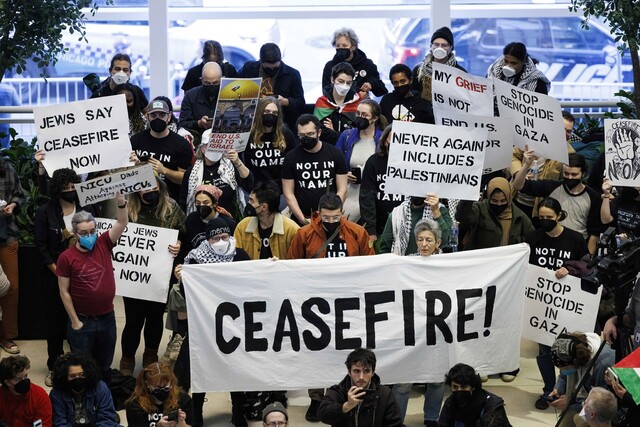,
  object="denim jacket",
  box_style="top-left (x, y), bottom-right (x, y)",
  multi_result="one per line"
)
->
top-left (50, 381), bottom-right (121, 427)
